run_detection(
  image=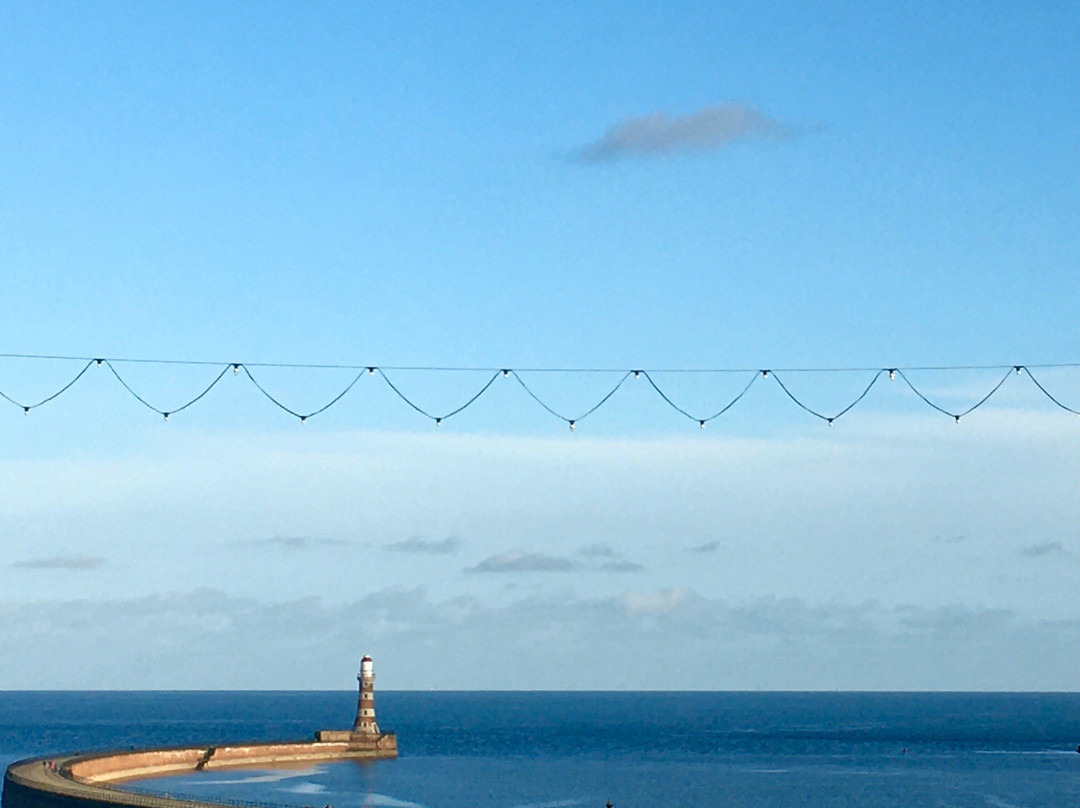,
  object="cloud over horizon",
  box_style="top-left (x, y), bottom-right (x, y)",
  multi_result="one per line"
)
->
top-left (576, 543), bottom-right (645, 572)
top-left (3, 587), bottom-right (1078, 690)
top-left (467, 551), bottom-right (577, 573)
top-left (1021, 541), bottom-right (1067, 558)
top-left (465, 545), bottom-right (644, 574)
top-left (577, 543), bottom-right (617, 559)
top-left (2, 409), bottom-right (1078, 677)
top-left (386, 536), bottom-right (461, 555)
top-left (574, 103), bottom-right (793, 163)
top-left (596, 560), bottom-right (645, 573)
top-left (245, 537), bottom-right (349, 551)
top-left (11, 555), bottom-right (105, 570)
top-left (687, 540), bottom-right (722, 554)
